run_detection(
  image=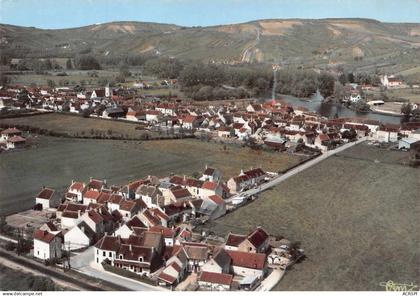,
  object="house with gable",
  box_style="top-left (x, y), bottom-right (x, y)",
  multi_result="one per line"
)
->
top-left (33, 229), bottom-right (62, 261)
